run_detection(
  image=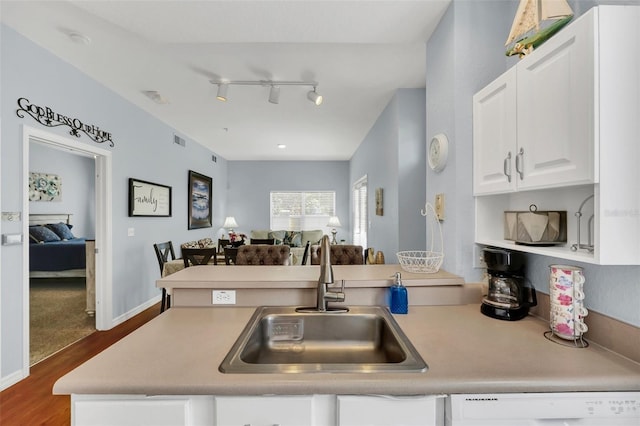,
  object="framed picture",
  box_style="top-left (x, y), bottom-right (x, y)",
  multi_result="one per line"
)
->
top-left (375, 187), bottom-right (384, 216)
top-left (128, 178), bottom-right (172, 217)
top-left (188, 170), bottom-right (212, 229)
